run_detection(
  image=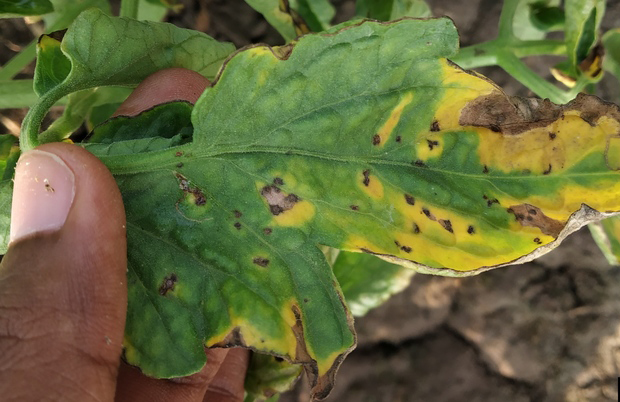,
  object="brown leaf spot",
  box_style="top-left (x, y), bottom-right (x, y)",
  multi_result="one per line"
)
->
top-left (401, 245), bottom-right (412, 253)
top-left (175, 151), bottom-right (183, 157)
top-left (234, 210), bottom-right (242, 218)
top-left (159, 274), bottom-right (177, 296)
top-left (413, 223), bottom-right (420, 234)
top-left (543, 164), bottom-right (552, 175)
top-left (362, 169), bottom-right (370, 186)
top-left (467, 225), bottom-right (475, 234)
top-left (404, 194), bottom-right (415, 205)
top-left (234, 222), bottom-right (242, 230)
top-left (549, 132), bottom-right (556, 140)
top-left (261, 185), bottom-right (300, 216)
top-left (273, 177), bottom-right (284, 186)
top-left (263, 227), bottom-right (272, 235)
top-left (534, 237), bottom-right (542, 244)
top-left (439, 219), bottom-right (453, 233)
top-left (413, 160), bottom-right (426, 167)
top-left (508, 204), bottom-right (564, 237)
top-left (372, 134), bottom-right (381, 145)
top-left (175, 173), bottom-right (207, 206)
top-left (253, 257), bottom-right (270, 267)
top-left (483, 165), bottom-right (489, 174)
top-left (430, 121), bottom-right (440, 132)
top-left (350, 205), bottom-right (359, 211)
top-left (395, 136), bottom-right (402, 143)
top-left (176, 162), bottom-right (184, 168)
top-left (486, 198), bottom-right (499, 207)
